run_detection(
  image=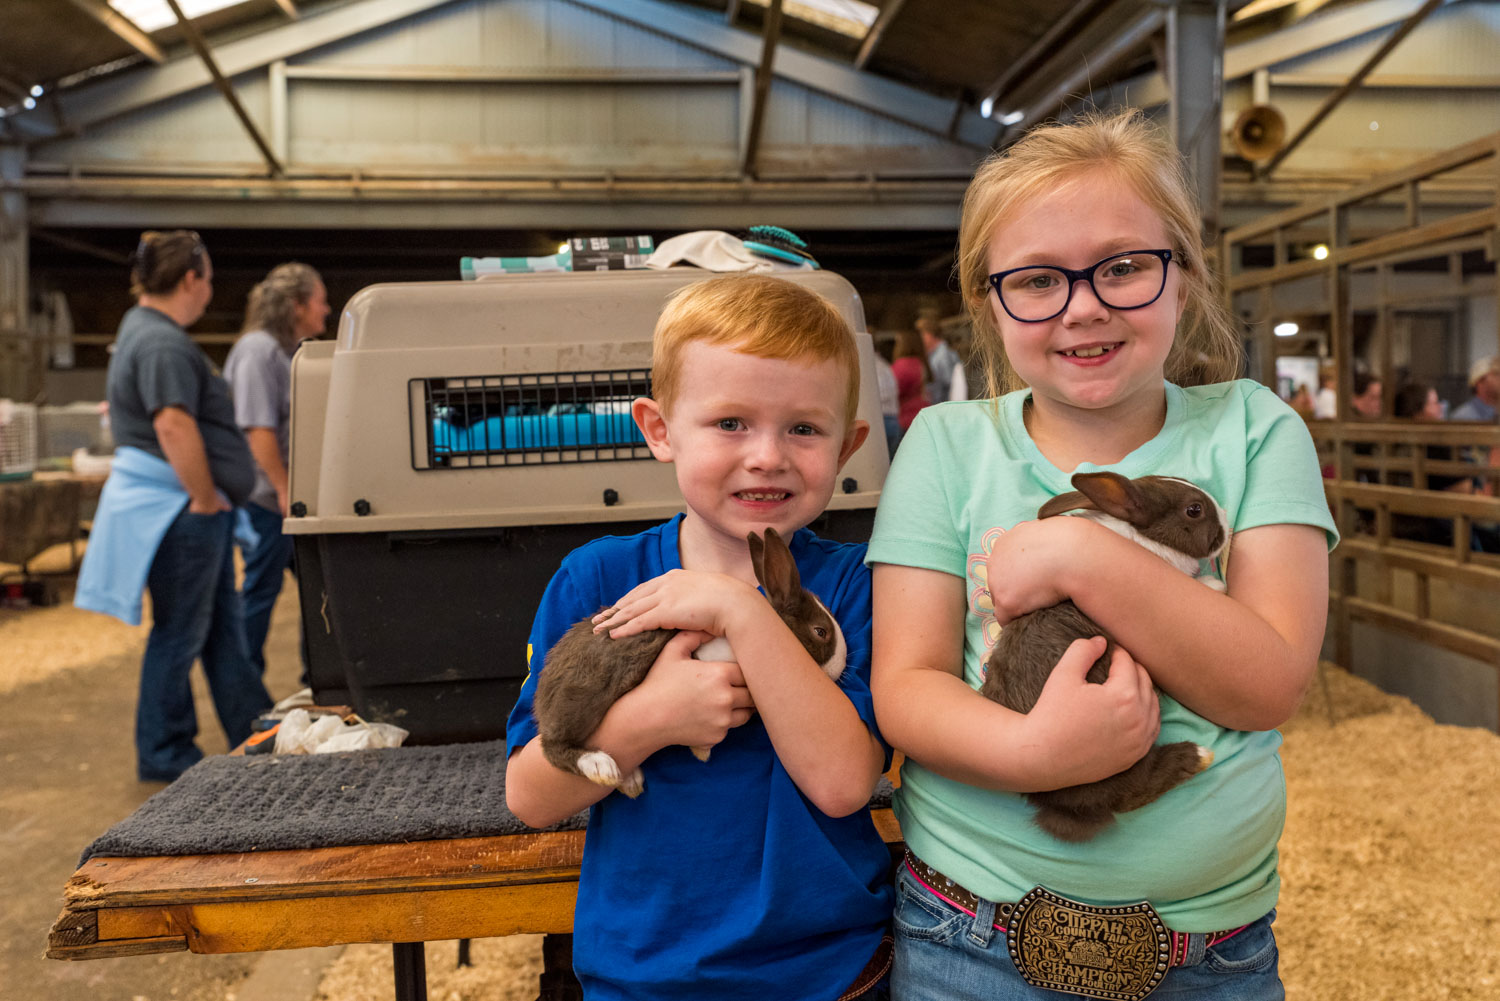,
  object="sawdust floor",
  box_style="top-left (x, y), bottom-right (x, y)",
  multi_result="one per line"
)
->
top-left (5, 541), bottom-right (1498, 999)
